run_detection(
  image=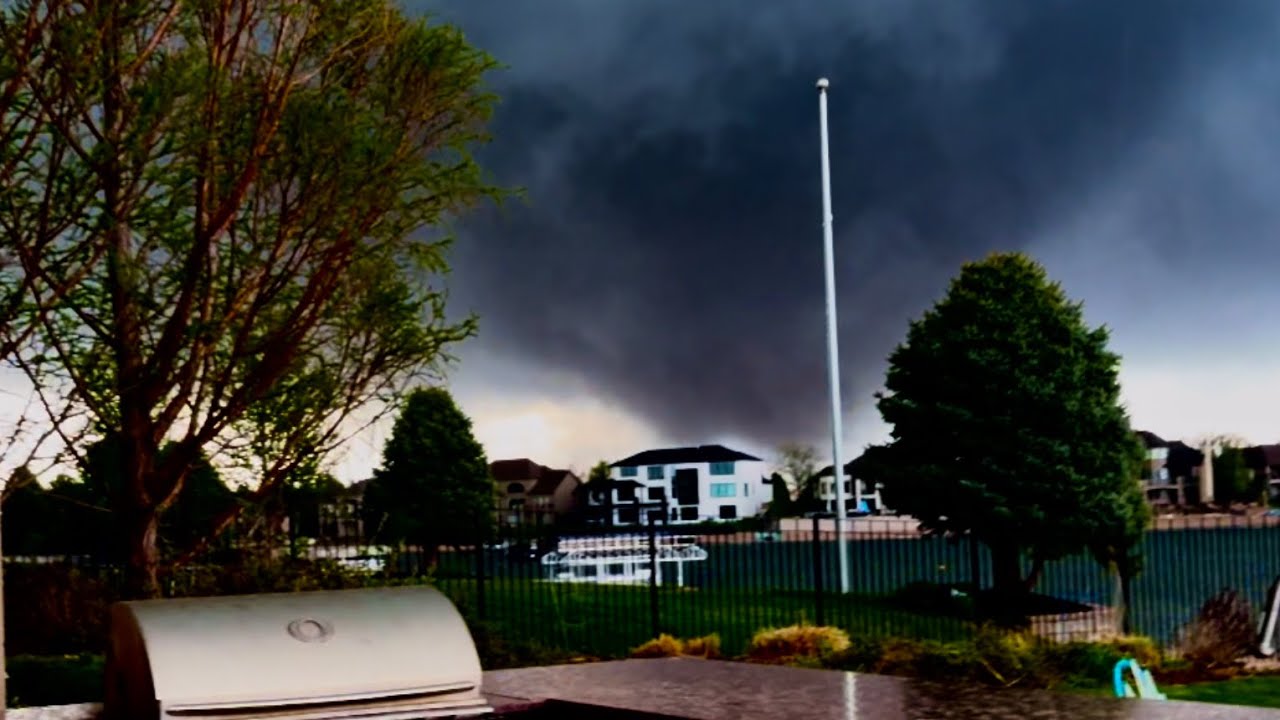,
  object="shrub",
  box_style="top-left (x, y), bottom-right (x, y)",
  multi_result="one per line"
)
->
top-left (4, 565), bottom-right (120, 656)
top-left (823, 628), bottom-right (1157, 691)
top-left (682, 634), bottom-right (722, 659)
top-left (1178, 588), bottom-right (1255, 669)
top-left (746, 624), bottom-right (851, 665)
top-left (629, 633), bottom-right (722, 659)
top-left (631, 634), bottom-right (685, 659)
top-left (7, 654), bottom-right (105, 709)
top-left (1107, 635), bottom-right (1162, 669)
top-left (469, 622), bottom-right (589, 669)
